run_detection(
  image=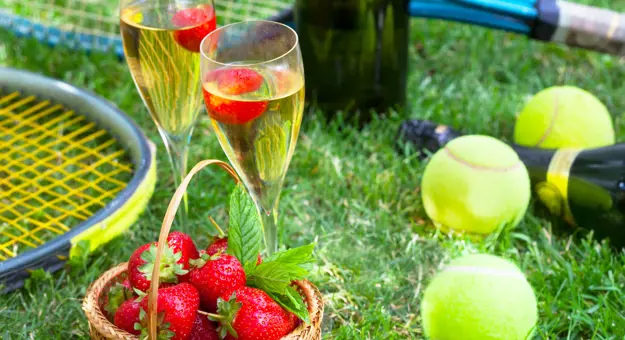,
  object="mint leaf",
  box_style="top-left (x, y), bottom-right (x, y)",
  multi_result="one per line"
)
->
top-left (264, 243), bottom-right (315, 269)
top-left (269, 285), bottom-right (310, 324)
top-left (227, 184), bottom-right (263, 274)
top-left (247, 243), bottom-right (315, 294)
top-left (247, 262), bottom-right (308, 294)
top-left (243, 261), bottom-right (258, 276)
